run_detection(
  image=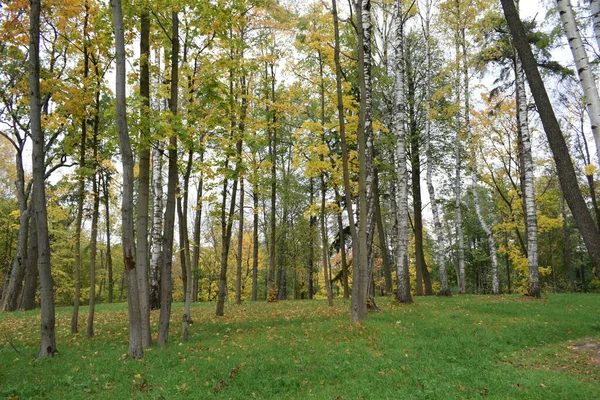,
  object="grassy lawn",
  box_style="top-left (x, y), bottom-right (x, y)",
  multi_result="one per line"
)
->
top-left (1, 294), bottom-right (599, 399)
